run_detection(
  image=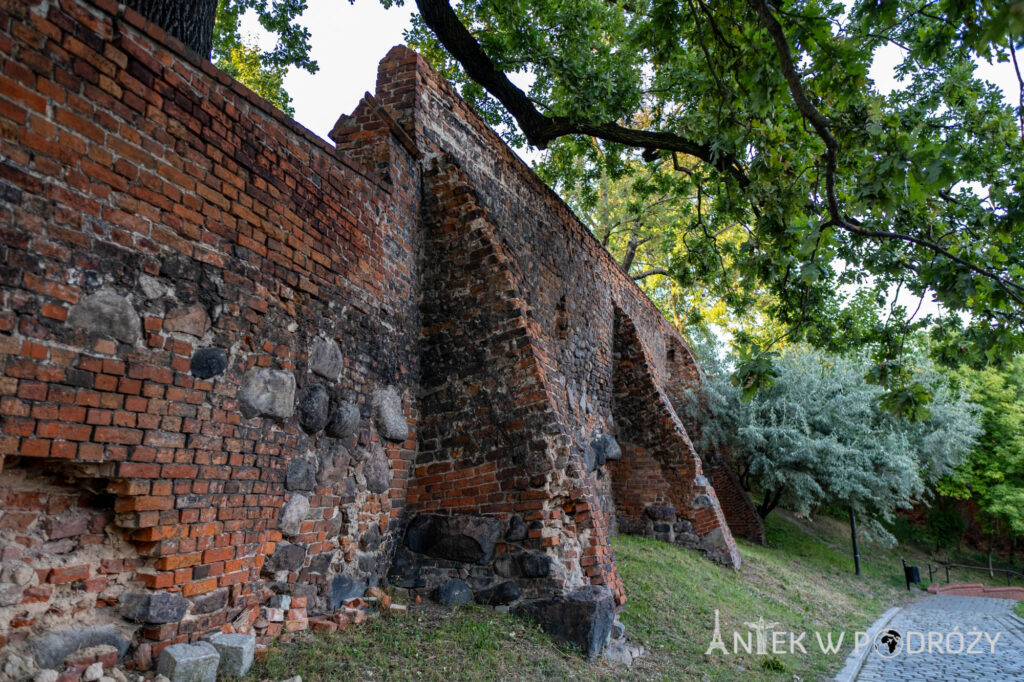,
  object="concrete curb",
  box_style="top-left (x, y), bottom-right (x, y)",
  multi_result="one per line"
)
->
top-left (833, 606), bottom-right (902, 682)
